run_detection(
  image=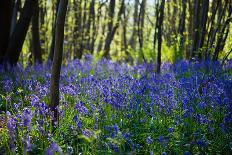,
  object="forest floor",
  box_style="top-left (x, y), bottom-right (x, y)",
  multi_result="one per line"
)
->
top-left (0, 58), bottom-right (232, 154)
